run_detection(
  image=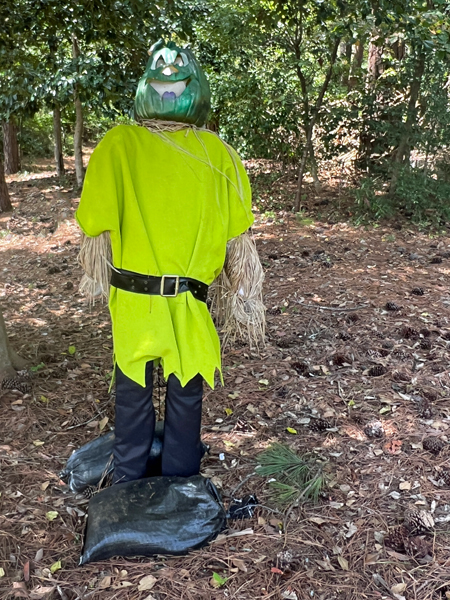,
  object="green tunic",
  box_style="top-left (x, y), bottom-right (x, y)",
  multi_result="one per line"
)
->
top-left (76, 124), bottom-right (254, 388)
